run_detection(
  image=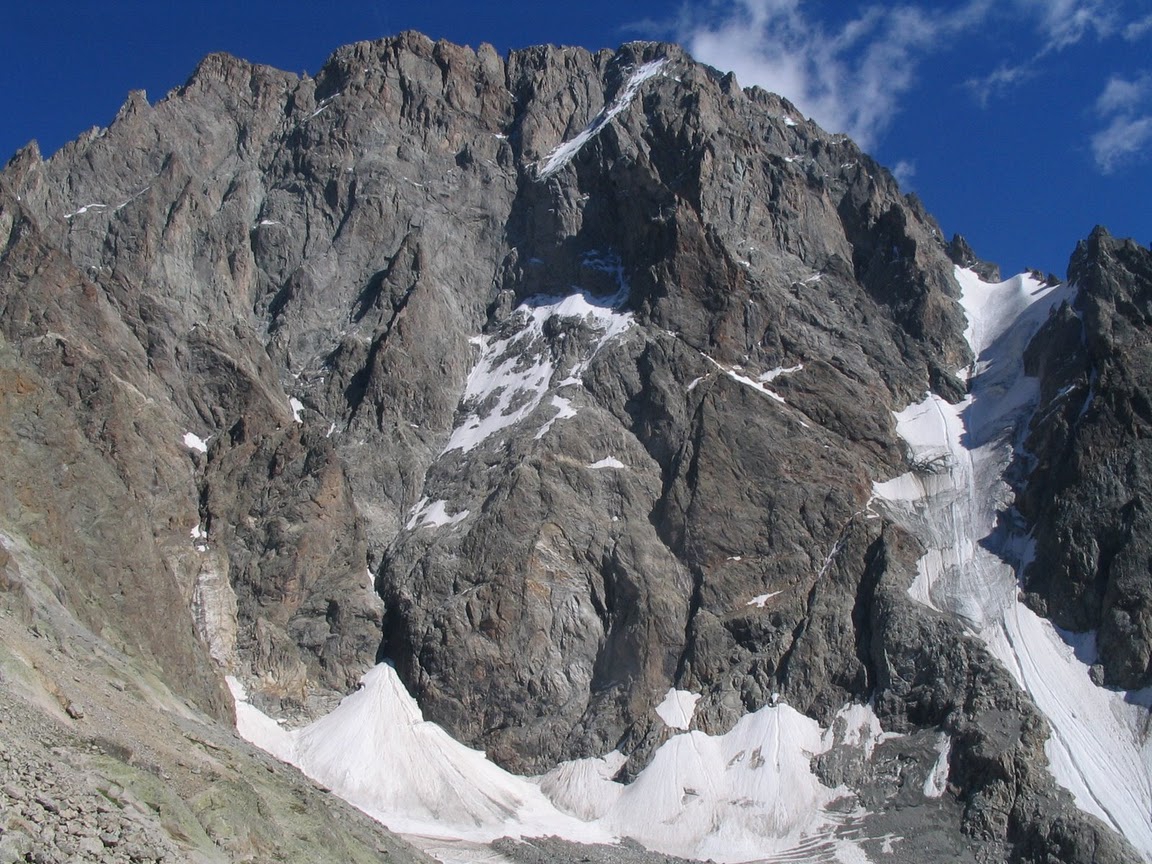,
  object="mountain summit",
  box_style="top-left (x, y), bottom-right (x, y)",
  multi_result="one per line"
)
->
top-left (1, 32), bottom-right (1149, 864)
